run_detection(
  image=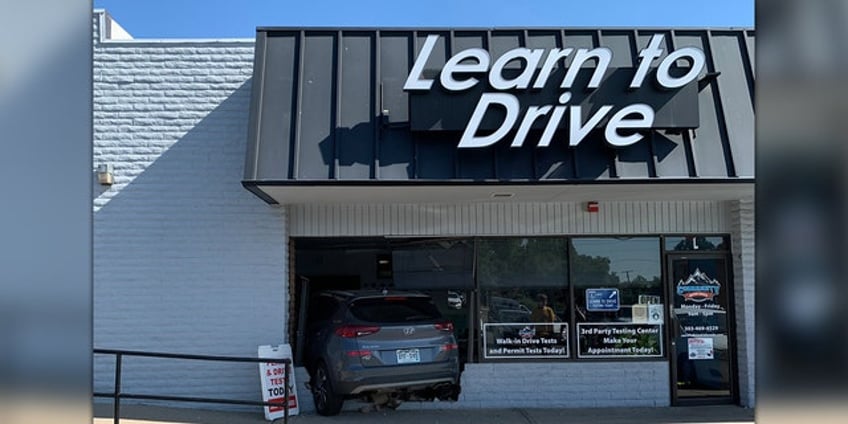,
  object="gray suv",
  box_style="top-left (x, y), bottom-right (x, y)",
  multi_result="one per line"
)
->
top-left (304, 290), bottom-right (460, 415)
